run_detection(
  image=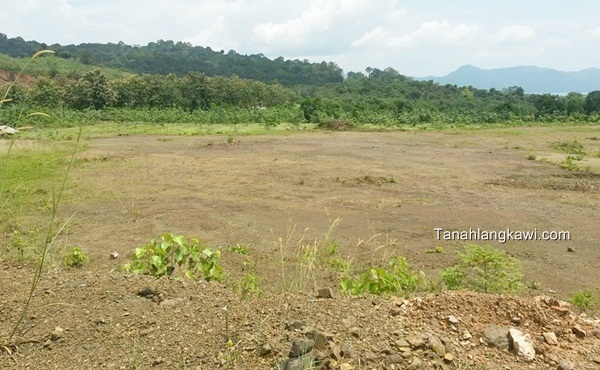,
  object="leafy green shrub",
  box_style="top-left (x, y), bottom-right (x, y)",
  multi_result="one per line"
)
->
top-left (64, 246), bottom-right (88, 267)
top-left (441, 244), bottom-right (523, 293)
top-left (123, 233), bottom-right (222, 281)
top-left (562, 155), bottom-right (583, 171)
top-left (569, 290), bottom-right (597, 311)
top-left (235, 272), bottom-right (263, 299)
top-left (340, 256), bottom-right (424, 295)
